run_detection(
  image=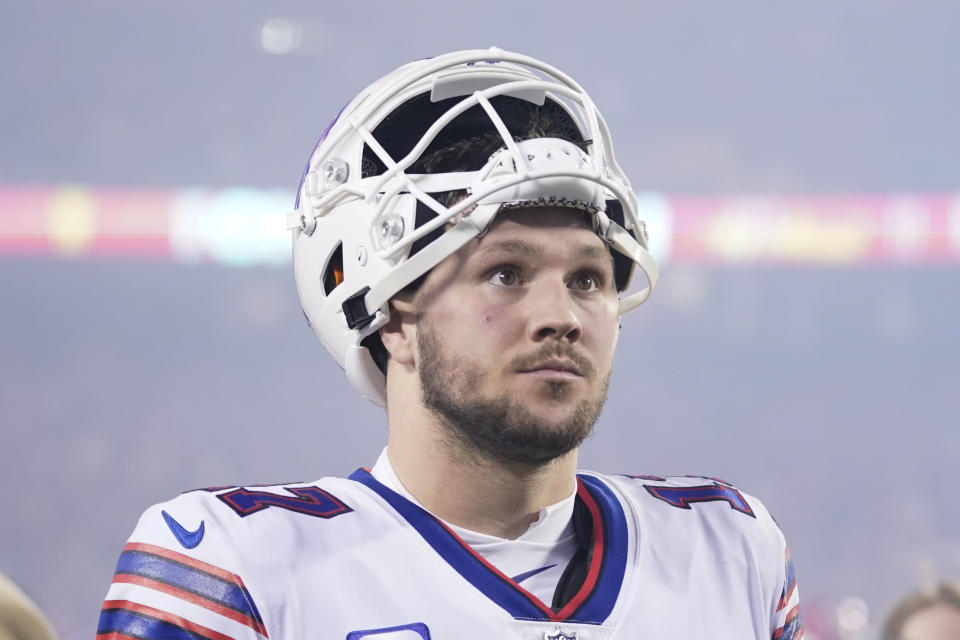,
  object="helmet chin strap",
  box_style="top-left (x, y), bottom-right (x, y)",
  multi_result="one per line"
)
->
top-left (345, 343), bottom-right (388, 406)
top-left (602, 222), bottom-right (659, 314)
